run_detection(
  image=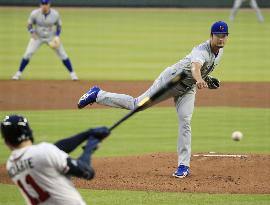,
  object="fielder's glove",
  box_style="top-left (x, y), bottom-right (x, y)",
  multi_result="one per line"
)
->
top-left (204, 75), bottom-right (220, 89)
top-left (49, 36), bottom-right (61, 48)
top-left (89, 127), bottom-right (110, 141)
